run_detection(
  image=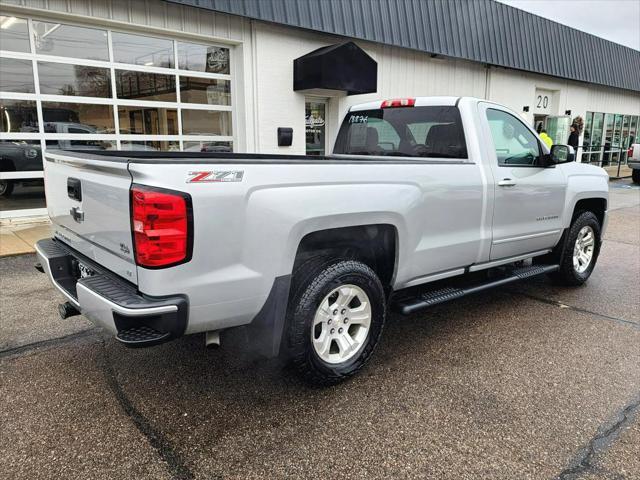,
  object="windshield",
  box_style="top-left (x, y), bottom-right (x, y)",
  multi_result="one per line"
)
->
top-left (333, 106), bottom-right (467, 159)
